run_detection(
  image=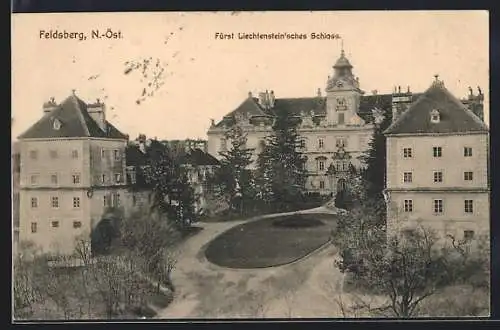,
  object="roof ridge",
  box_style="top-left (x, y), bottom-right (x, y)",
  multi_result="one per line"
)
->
top-left (70, 95), bottom-right (91, 137)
